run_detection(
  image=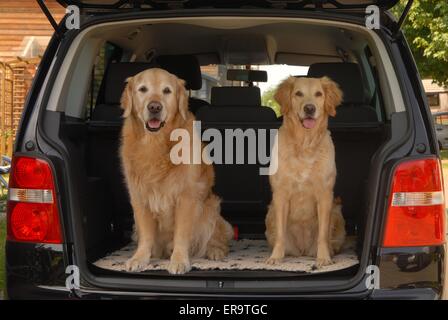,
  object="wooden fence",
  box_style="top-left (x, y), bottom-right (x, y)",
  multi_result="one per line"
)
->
top-left (0, 58), bottom-right (39, 157)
